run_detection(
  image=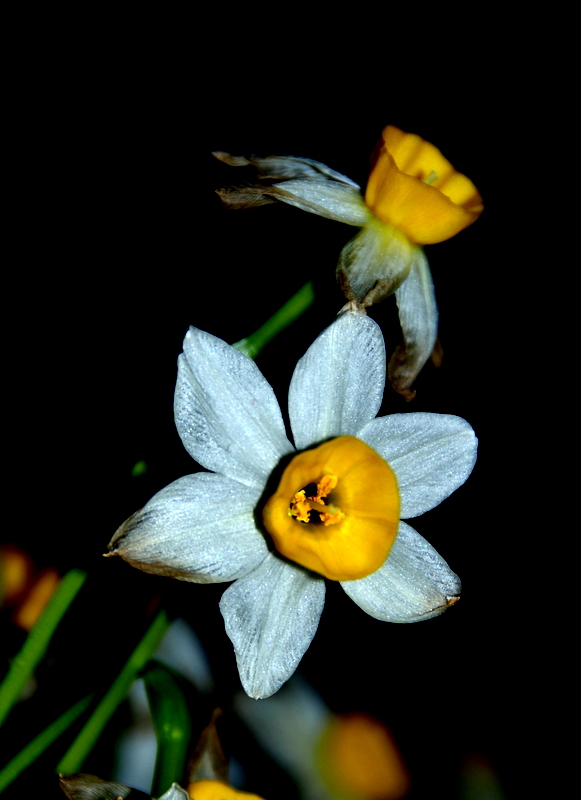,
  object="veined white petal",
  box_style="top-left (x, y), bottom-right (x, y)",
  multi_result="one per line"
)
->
top-left (388, 248), bottom-right (438, 399)
top-left (270, 180), bottom-right (371, 226)
top-left (341, 521), bottom-right (461, 623)
top-left (220, 554), bottom-right (325, 699)
top-left (336, 217), bottom-right (417, 304)
top-left (357, 412), bottom-right (477, 518)
top-left (213, 151), bottom-right (360, 187)
top-left (289, 310), bottom-right (386, 450)
top-left (175, 327), bottom-right (293, 488)
top-left (108, 473), bottom-right (268, 583)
